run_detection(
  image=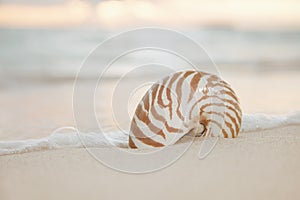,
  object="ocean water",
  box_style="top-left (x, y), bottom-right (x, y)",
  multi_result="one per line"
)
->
top-left (1, 27), bottom-right (300, 84)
